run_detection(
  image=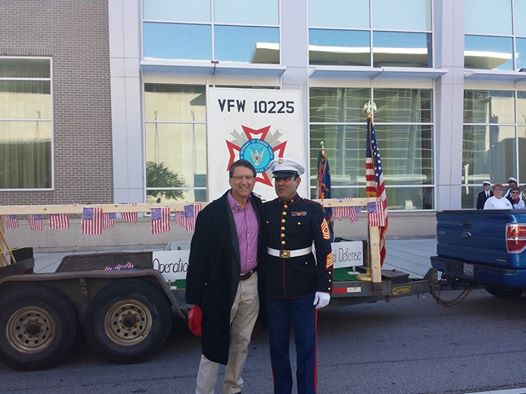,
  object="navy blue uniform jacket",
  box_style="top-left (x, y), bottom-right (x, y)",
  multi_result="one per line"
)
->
top-left (261, 195), bottom-right (333, 298)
